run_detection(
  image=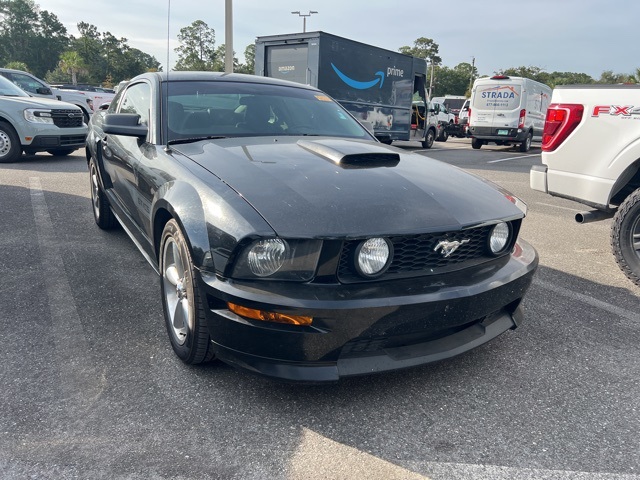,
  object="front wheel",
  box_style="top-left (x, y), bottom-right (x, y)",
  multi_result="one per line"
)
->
top-left (471, 138), bottom-right (483, 149)
top-left (0, 121), bottom-right (21, 163)
top-left (160, 219), bottom-right (215, 364)
top-left (611, 188), bottom-right (640, 286)
top-left (422, 128), bottom-right (435, 149)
